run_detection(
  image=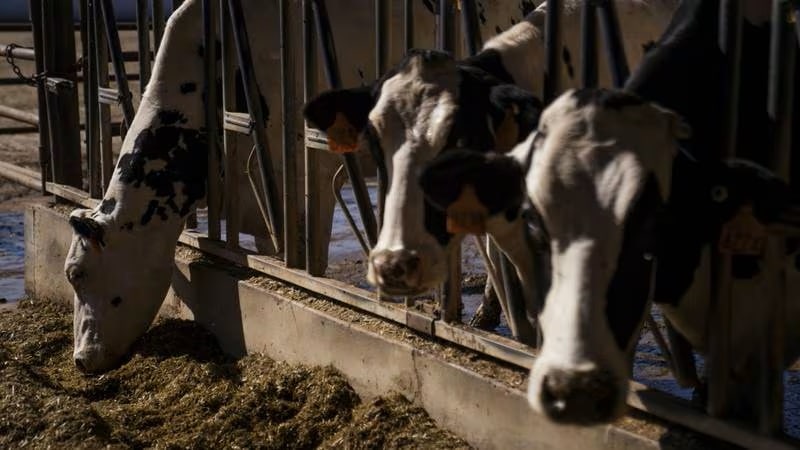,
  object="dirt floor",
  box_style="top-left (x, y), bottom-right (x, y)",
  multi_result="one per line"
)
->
top-left (0, 298), bottom-right (470, 449)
